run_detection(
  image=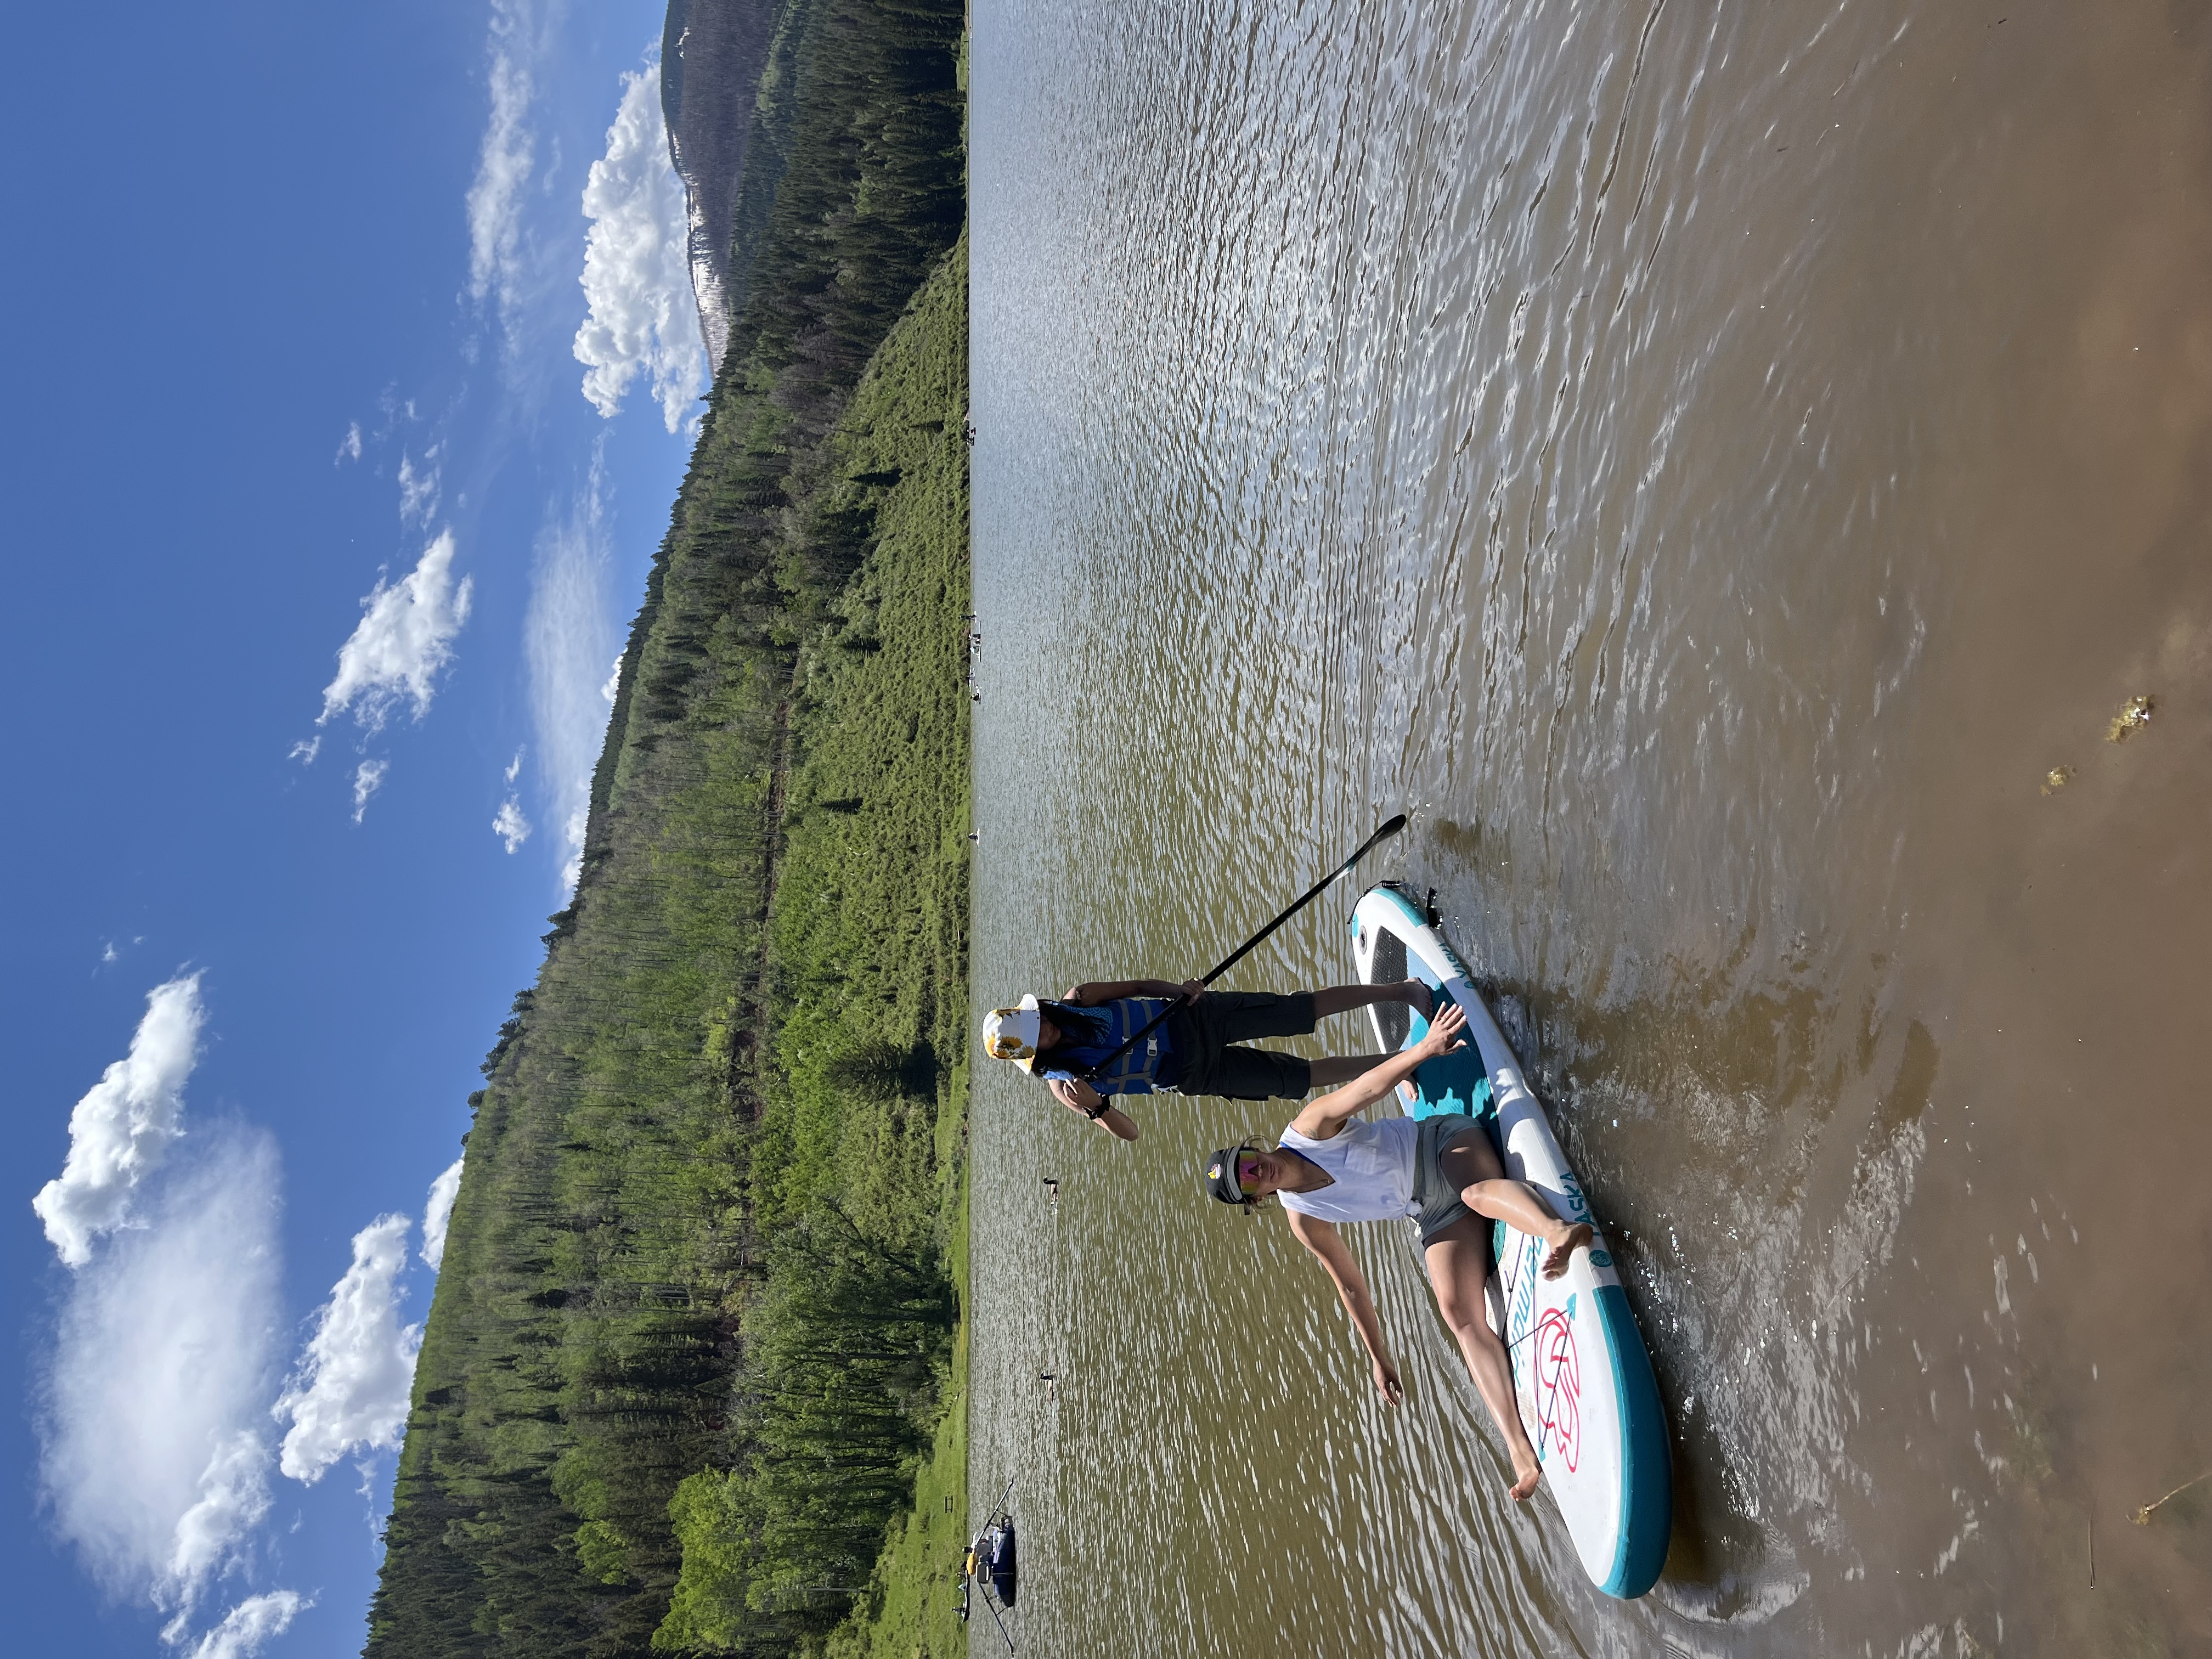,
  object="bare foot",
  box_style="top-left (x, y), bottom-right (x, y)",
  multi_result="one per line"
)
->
top-left (1405, 980), bottom-right (1437, 1020)
top-left (1509, 1449), bottom-right (1542, 1501)
top-left (1542, 1223), bottom-right (1593, 1280)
